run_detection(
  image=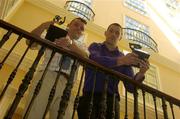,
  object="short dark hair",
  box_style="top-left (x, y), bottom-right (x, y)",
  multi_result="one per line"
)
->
top-left (70, 17), bottom-right (87, 25)
top-left (107, 23), bottom-right (122, 30)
